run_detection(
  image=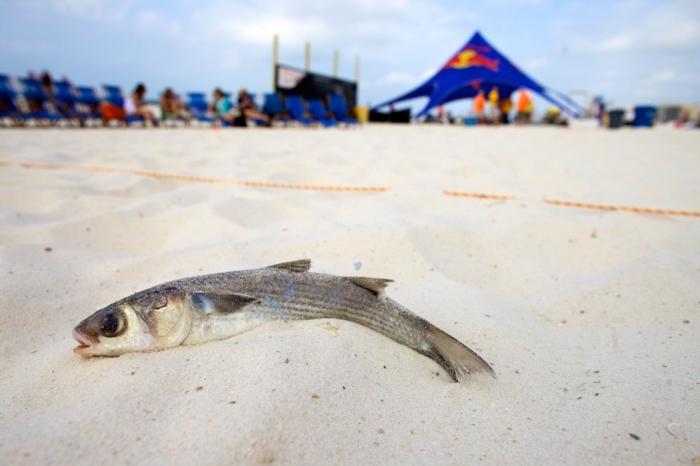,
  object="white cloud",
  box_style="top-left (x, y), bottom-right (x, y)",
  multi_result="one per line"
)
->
top-left (599, 33), bottom-right (636, 52)
top-left (19, 0), bottom-right (139, 20)
top-left (523, 57), bottom-right (549, 70)
top-left (486, 0), bottom-right (548, 4)
top-left (378, 71), bottom-right (421, 86)
top-left (596, 2), bottom-right (700, 53)
top-left (367, 67), bottom-right (435, 88)
top-left (212, 15), bottom-right (330, 46)
top-left (646, 17), bottom-right (700, 49)
top-left (135, 10), bottom-right (181, 36)
top-left (650, 69), bottom-right (677, 82)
